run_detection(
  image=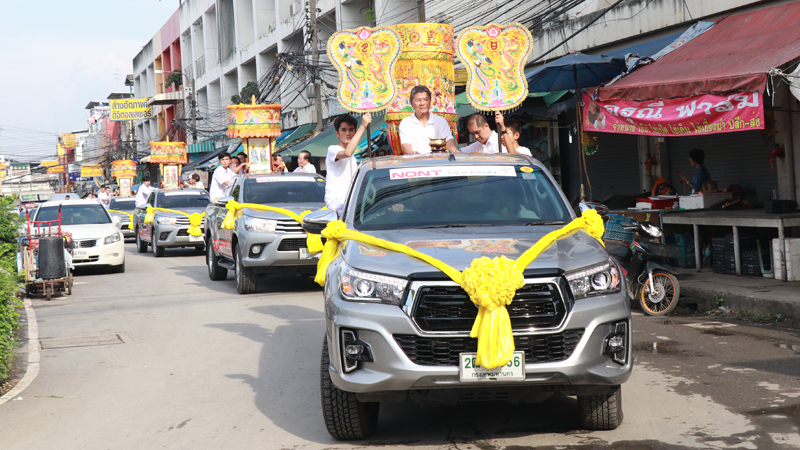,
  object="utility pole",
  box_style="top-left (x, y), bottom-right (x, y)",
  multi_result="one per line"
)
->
top-left (417, 0), bottom-right (426, 22)
top-left (191, 77), bottom-right (198, 143)
top-left (309, 0), bottom-right (323, 133)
